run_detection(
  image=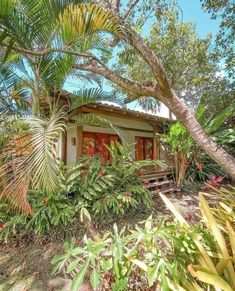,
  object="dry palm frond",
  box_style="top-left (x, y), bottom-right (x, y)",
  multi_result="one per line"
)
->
top-left (0, 109), bottom-right (67, 214)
